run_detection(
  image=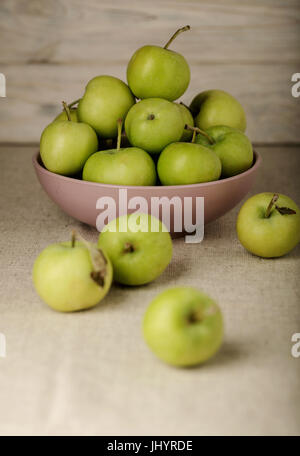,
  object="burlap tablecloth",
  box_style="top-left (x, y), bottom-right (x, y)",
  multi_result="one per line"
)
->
top-left (0, 146), bottom-right (299, 436)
